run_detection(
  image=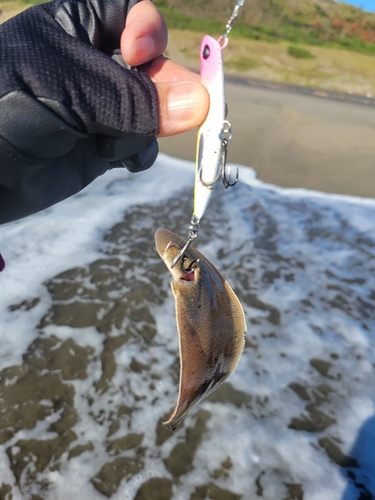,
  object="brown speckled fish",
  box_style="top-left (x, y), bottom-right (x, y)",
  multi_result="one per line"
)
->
top-left (155, 228), bottom-right (247, 431)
